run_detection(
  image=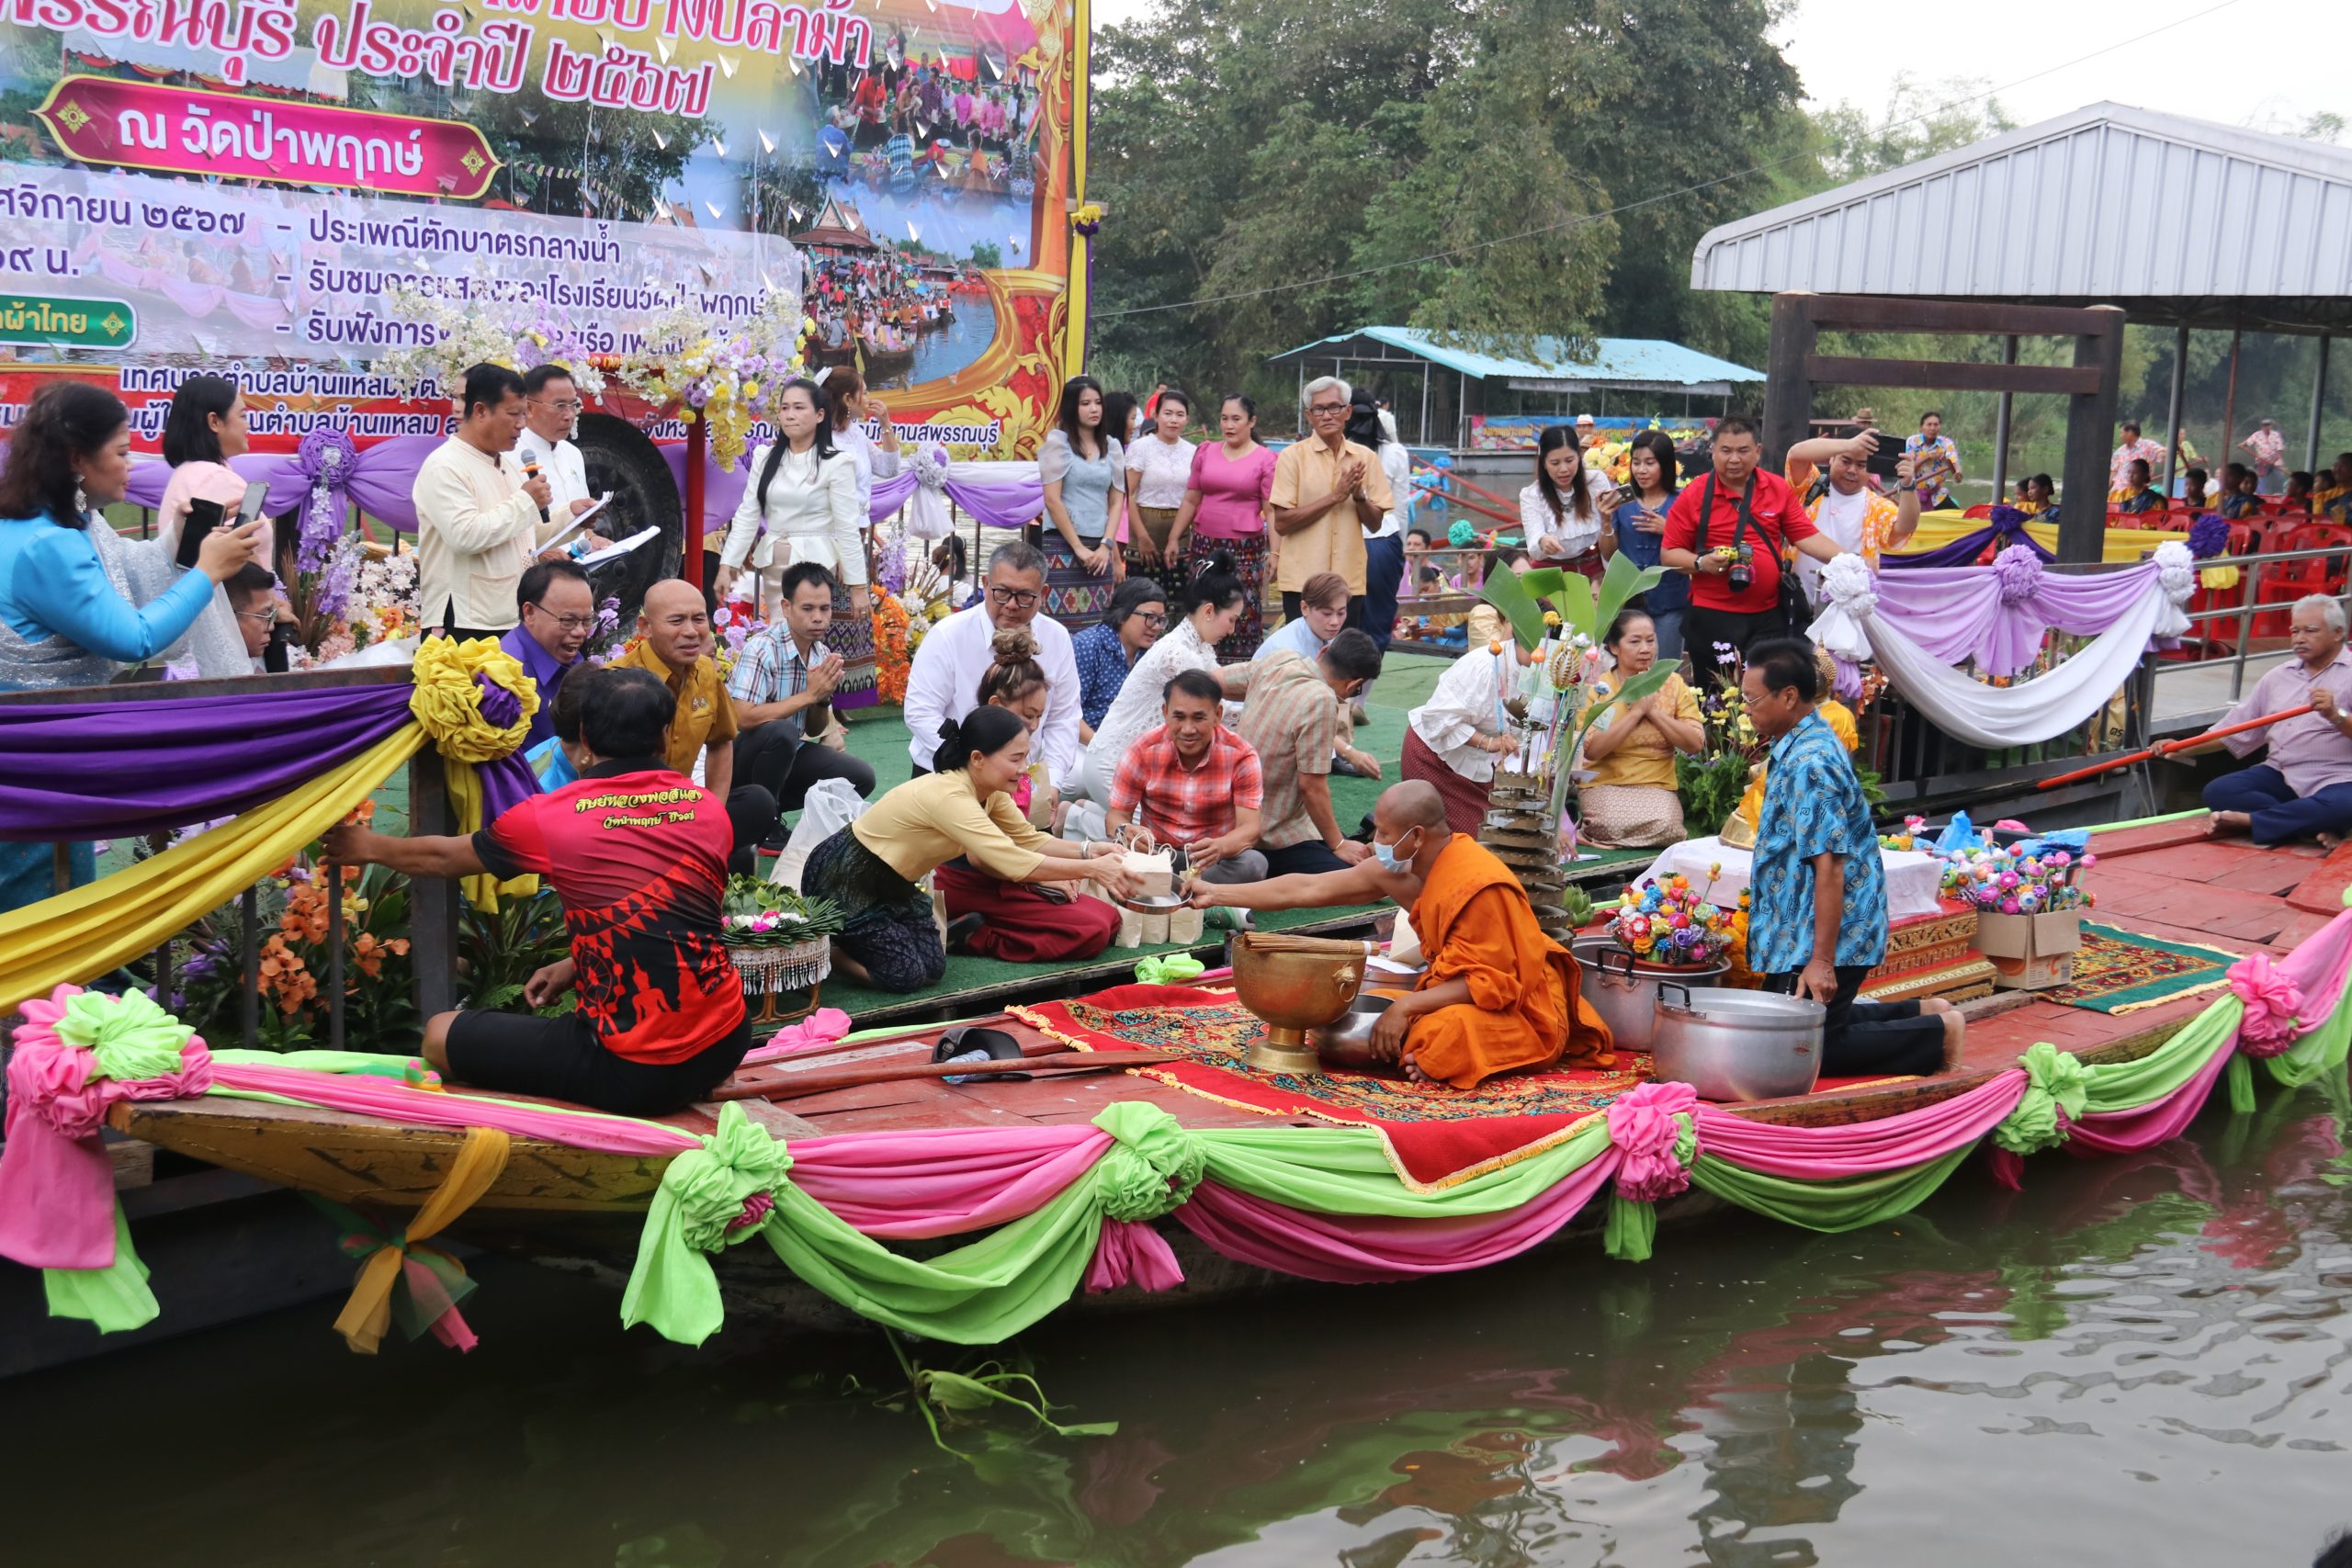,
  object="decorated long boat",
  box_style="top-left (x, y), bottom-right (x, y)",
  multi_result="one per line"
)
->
top-left (19, 808), bottom-right (2349, 1353)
